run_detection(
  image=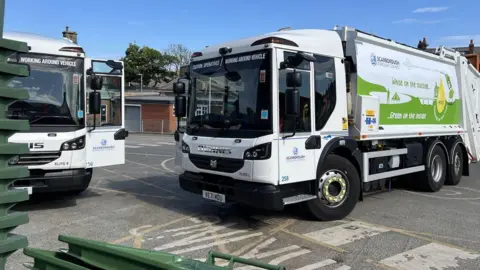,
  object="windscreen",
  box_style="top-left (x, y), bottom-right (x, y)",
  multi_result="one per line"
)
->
top-left (7, 53), bottom-right (84, 127)
top-left (188, 49), bottom-right (272, 138)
